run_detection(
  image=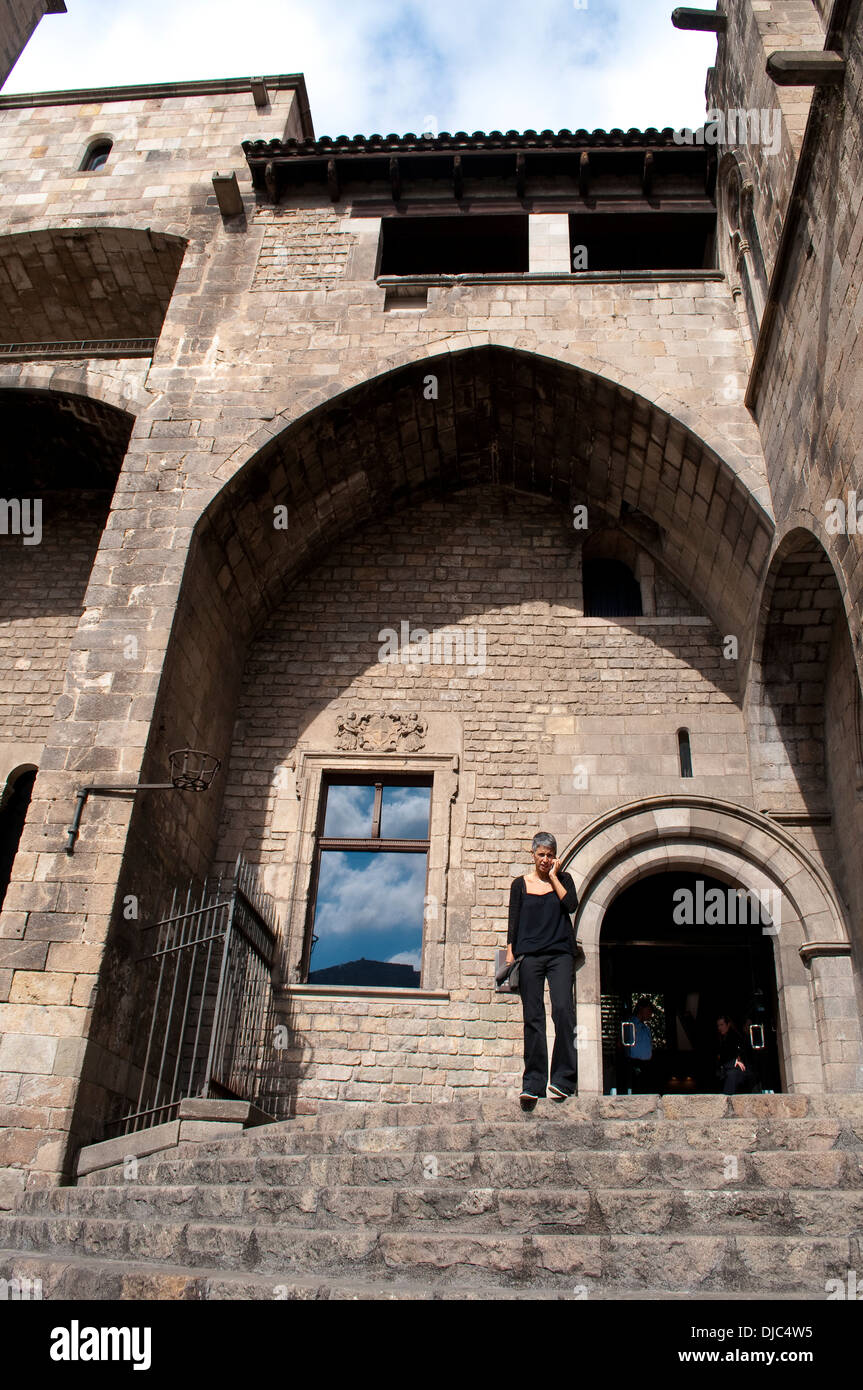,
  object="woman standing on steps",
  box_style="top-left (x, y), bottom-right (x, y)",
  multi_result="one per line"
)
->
top-left (505, 832), bottom-right (579, 1111)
